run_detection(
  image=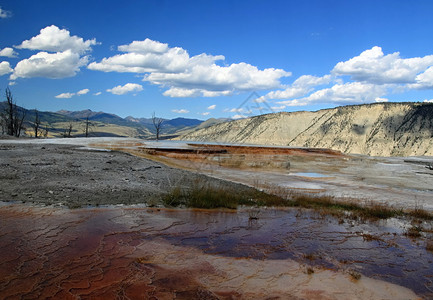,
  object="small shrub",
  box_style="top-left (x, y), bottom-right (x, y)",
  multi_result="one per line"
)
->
top-left (162, 186), bottom-right (185, 207)
top-left (303, 253), bottom-right (316, 261)
top-left (248, 208), bottom-right (261, 220)
top-left (405, 226), bottom-right (422, 238)
top-left (360, 203), bottom-right (402, 220)
top-left (408, 207), bottom-right (433, 220)
top-left (348, 269), bottom-right (361, 281)
top-left (67, 203), bottom-right (82, 209)
top-left (306, 267), bottom-right (314, 275)
top-left (362, 233), bottom-right (383, 242)
top-left (186, 183), bottom-right (241, 209)
top-left (163, 179), bottom-right (287, 209)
